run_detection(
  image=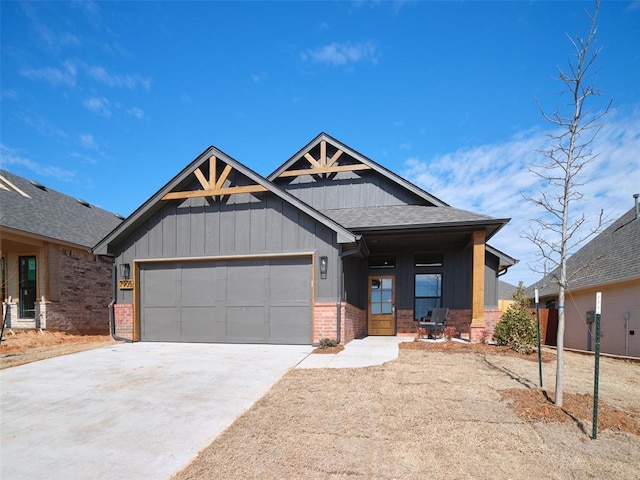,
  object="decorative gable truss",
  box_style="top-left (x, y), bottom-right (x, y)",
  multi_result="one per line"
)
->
top-left (162, 155), bottom-right (268, 201)
top-left (277, 140), bottom-right (372, 179)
